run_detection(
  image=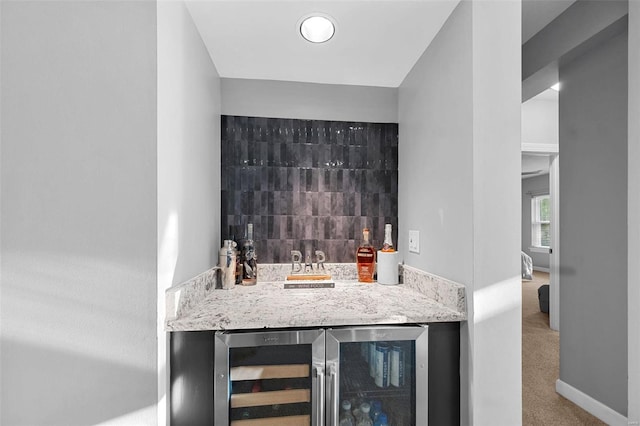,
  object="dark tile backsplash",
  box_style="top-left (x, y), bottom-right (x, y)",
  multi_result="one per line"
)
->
top-left (221, 115), bottom-right (398, 263)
